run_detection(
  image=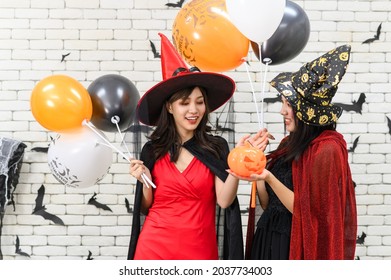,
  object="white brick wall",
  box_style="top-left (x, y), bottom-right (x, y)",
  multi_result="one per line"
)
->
top-left (0, 0), bottom-right (390, 260)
